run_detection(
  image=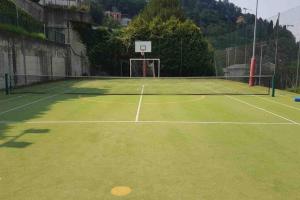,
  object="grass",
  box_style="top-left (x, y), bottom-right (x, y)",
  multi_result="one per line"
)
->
top-left (288, 87), bottom-right (300, 94)
top-left (0, 78), bottom-right (300, 200)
